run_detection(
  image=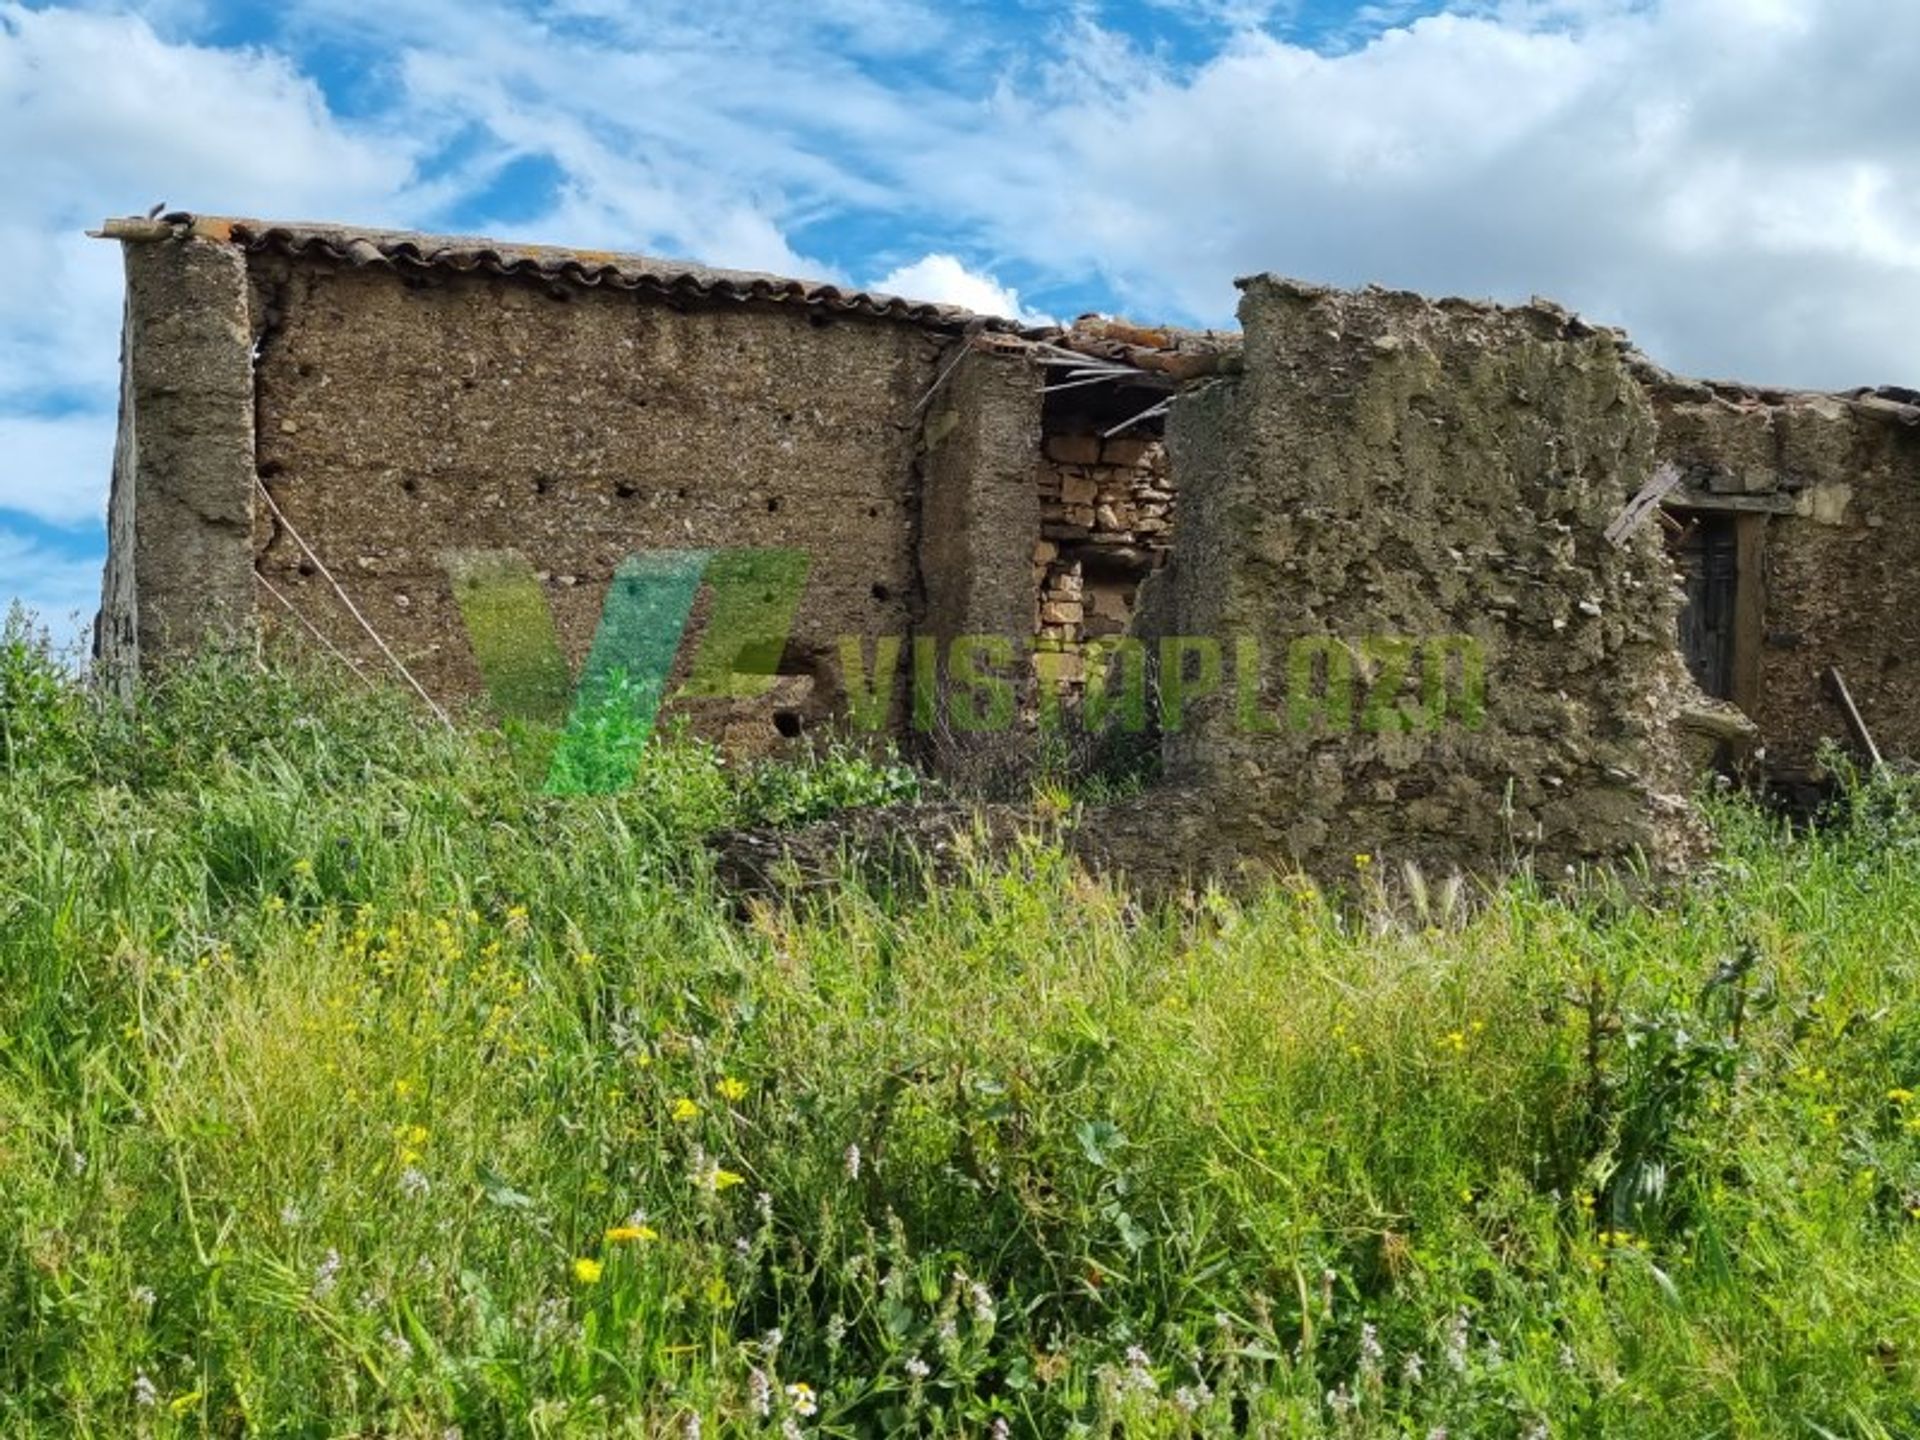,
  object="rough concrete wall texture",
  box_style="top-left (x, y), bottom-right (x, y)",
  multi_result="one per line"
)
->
top-left (248, 257), bottom-right (947, 740)
top-left (918, 351), bottom-right (1044, 645)
top-left (914, 349), bottom-right (1044, 781)
top-left (1653, 384), bottom-right (1920, 778)
top-left (103, 237), bottom-right (257, 671)
top-left (1103, 277), bottom-right (1706, 884)
top-left (97, 295), bottom-right (140, 692)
